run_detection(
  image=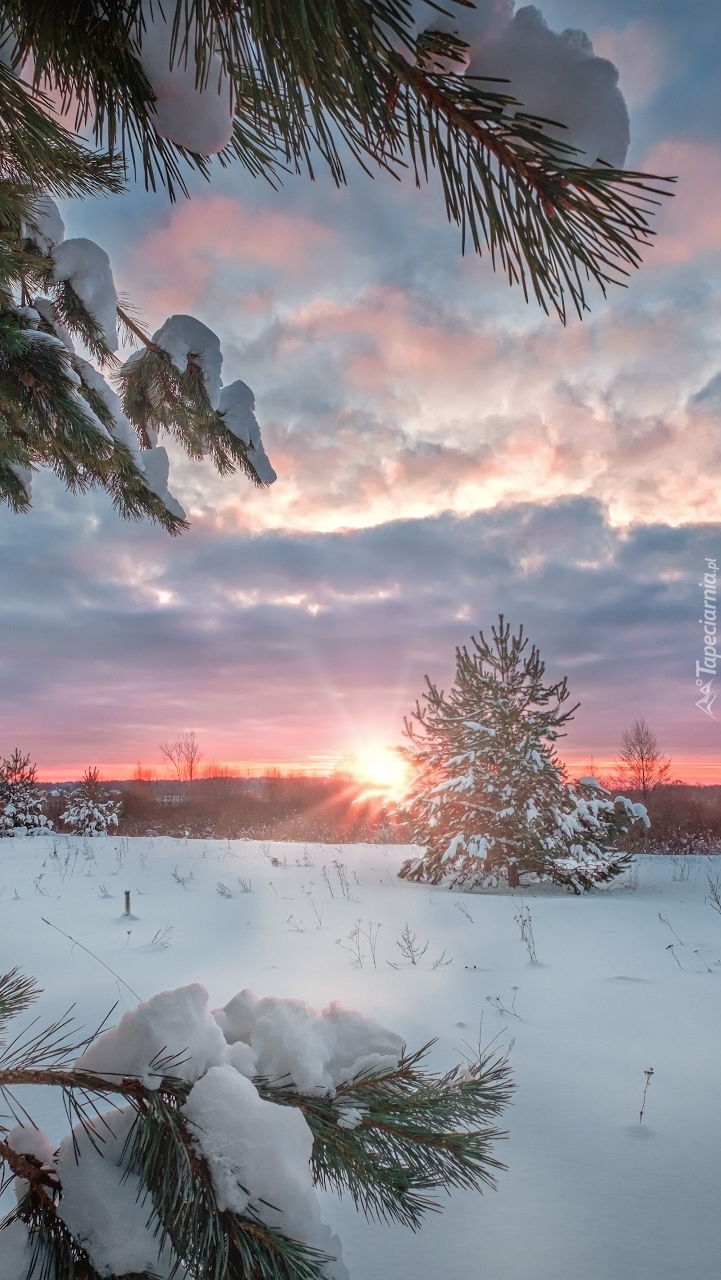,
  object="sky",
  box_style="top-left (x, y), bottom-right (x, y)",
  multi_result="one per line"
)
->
top-left (1, 0), bottom-right (721, 784)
